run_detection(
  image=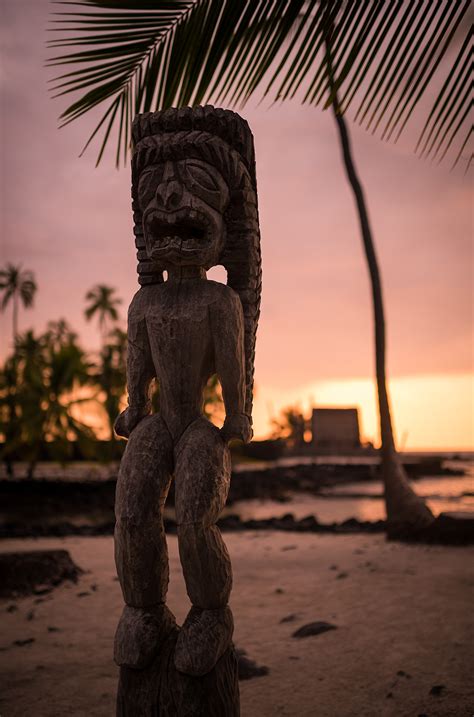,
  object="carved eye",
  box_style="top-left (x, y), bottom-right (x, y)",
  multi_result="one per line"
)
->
top-left (185, 162), bottom-right (220, 192)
